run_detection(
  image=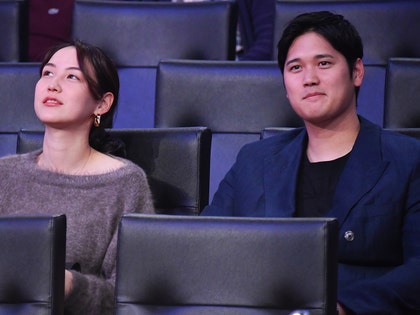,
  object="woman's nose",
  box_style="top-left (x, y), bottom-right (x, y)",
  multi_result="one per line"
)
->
top-left (47, 78), bottom-right (61, 92)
